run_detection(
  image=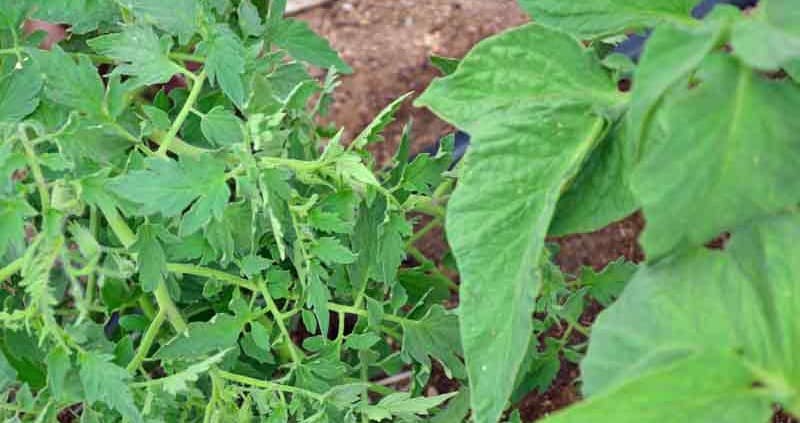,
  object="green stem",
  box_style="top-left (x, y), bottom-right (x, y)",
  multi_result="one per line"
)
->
top-left (216, 370), bottom-right (325, 402)
top-left (167, 263), bottom-right (259, 291)
top-left (203, 370), bottom-right (222, 423)
top-left (169, 52), bottom-right (206, 63)
top-left (0, 258), bottom-right (24, 282)
top-left (126, 308), bottom-right (166, 373)
top-left (83, 207), bottom-right (99, 313)
top-left (156, 70), bottom-right (207, 156)
top-left (327, 303), bottom-right (411, 326)
top-left (406, 217), bottom-right (442, 247)
top-left (359, 351), bottom-right (370, 423)
top-left (258, 283), bottom-right (303, 365)
top-left (154, 281), bottom-right (187, 334)
top-left (150, 130), bottom-right (208, 157)
top-left (20, 135), bottom-right (50, 211)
